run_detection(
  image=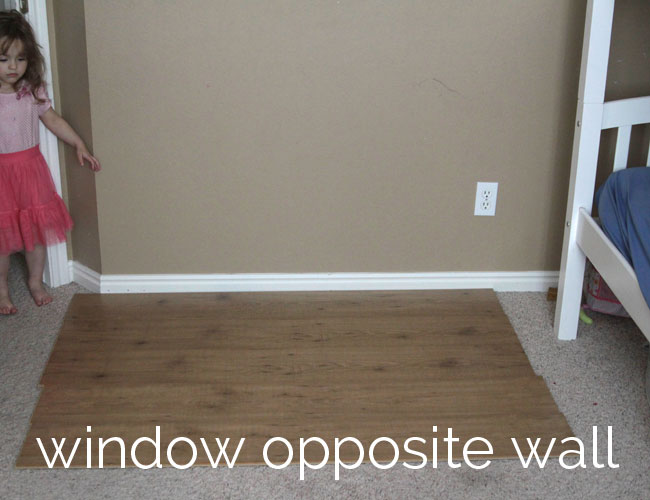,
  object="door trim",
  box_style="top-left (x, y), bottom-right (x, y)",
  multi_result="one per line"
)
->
top-left (26, 0), bottom-right (71, 286)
